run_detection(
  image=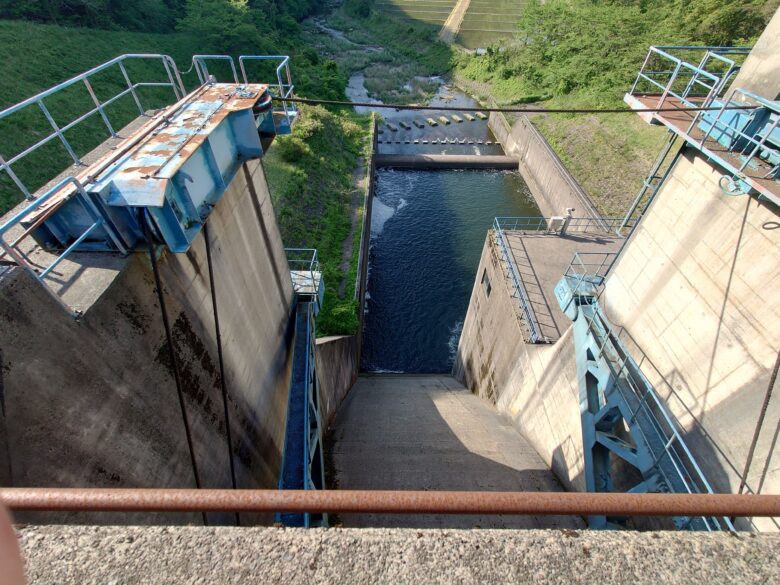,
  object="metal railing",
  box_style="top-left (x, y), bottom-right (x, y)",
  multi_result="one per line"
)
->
top-left (193, 54), bottom-right (297, 132)
top-left (494, 216), bottom-right (636, 235)
top-left (492, 218), bottom-right (545, 343)
top-left (285, 248), bottom-right (322, 298)
top-left (628, 46), bottom-right (751, 136)
top-left (699, 88), bottom-right (780, 187)
top-left (2, 487), bottom-right (778, 520)
top-left (563, 252), bottom-right (618, 292)
top-left (0, 176), bottom-right (127, 316)
top-left (628, 46), bottom-right (750, 117)
top-left (0, 54), bottom-right (185, 202)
